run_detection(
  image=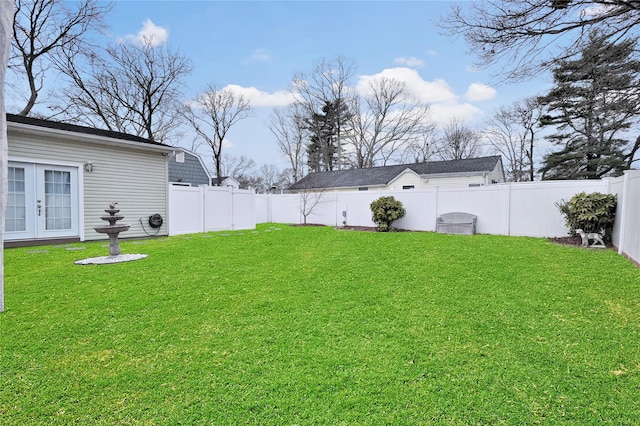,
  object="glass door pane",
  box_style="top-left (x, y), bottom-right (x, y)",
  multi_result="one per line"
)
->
top-left (44, 170), bottom-right (72, 230)
top-left (6, 167), bottom-right (27, 232)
